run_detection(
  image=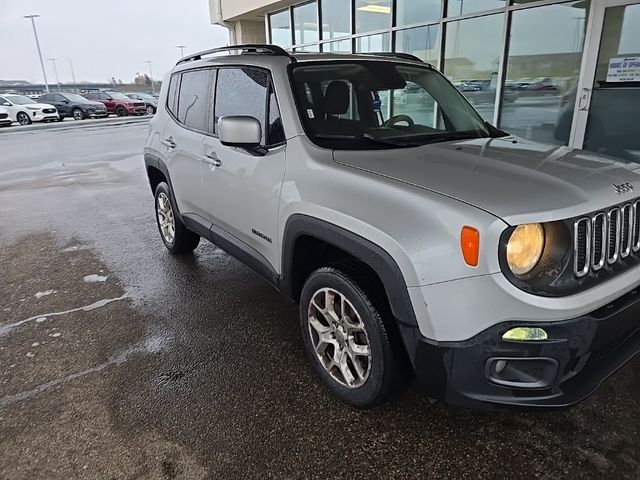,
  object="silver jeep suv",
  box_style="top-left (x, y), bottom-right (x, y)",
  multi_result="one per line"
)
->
top-left (144, 45), bottom-right (640, 409)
